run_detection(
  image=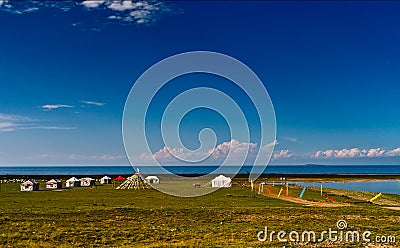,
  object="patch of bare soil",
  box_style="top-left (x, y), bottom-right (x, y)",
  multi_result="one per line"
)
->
top-left (264, 194), bottom-right (350, 207)
top-left (383, 206), bottom-right (400, 211)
